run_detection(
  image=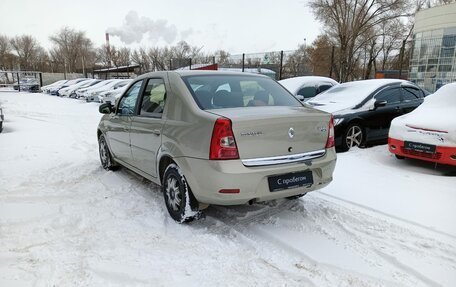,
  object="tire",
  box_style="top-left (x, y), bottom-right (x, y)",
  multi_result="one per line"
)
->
top-left (340, 123), bottom-right (364, 151)
top-left (98, 134), bottom-right (117, 170)
top-left (286, 192), bottom-right (307, 200)
top-left (163, 164), bottom-right (201, 223)
top-left (395, 154), bottom-right (405, 160)
top-left (0, 121), bottom-right (3, 133)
